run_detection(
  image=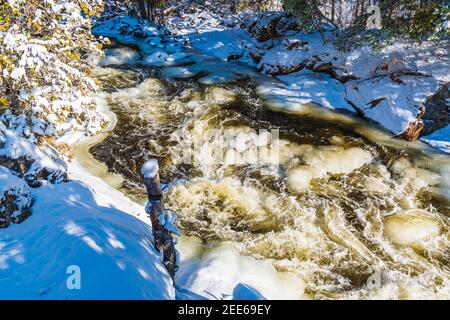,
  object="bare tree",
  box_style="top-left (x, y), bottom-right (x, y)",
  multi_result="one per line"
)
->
top-left (331, 0), bottom-right (335, 23)
top-left (133, 0), bottom-right (167, 23)
top-left (136, 0), bottom-right (148, 19)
